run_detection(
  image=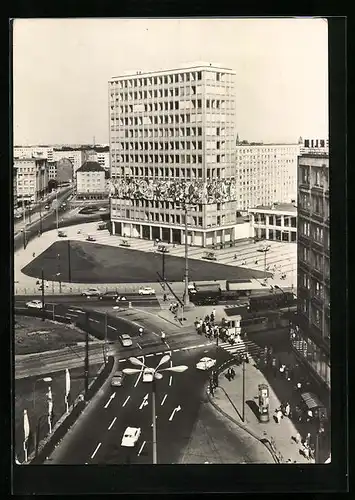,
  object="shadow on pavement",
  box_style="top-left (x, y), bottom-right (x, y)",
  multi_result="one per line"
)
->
top-left (246, 399), bottom-right (260, 420)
